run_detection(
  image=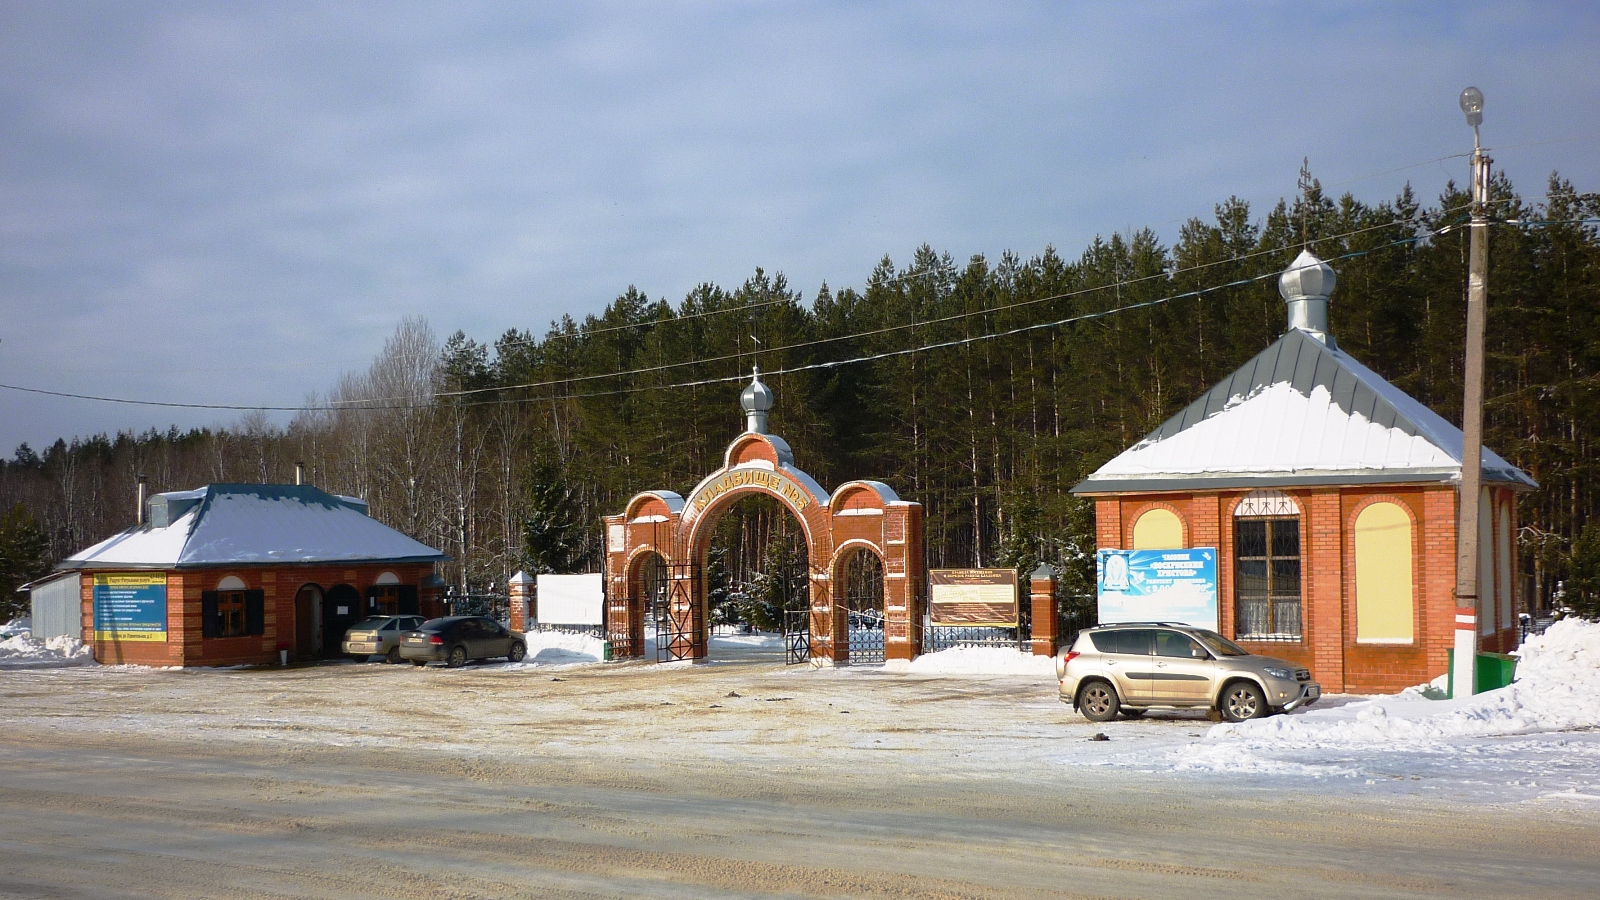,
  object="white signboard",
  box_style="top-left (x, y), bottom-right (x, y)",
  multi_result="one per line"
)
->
top-left (536, 574), bottom-right (604, 626)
